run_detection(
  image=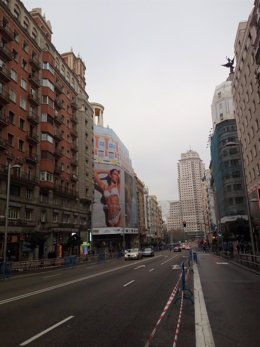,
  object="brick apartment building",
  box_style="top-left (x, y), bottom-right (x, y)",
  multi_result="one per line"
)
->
top-left (0, 0), bottom-right (94, 261)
